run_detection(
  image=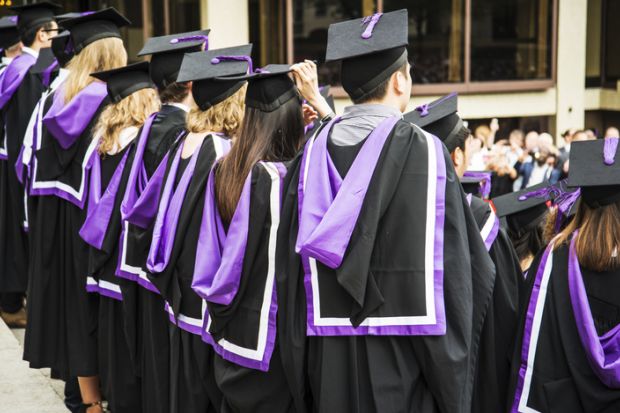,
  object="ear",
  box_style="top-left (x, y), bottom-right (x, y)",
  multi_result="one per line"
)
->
top-left (451, 147), bottom-right (465, 170)
top-left (392, 69), bottom-right (406, 95)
